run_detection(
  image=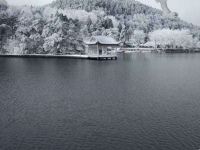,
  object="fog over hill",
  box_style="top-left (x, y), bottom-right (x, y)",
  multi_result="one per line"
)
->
top-left (0, 0), bottom-right (200, 54)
